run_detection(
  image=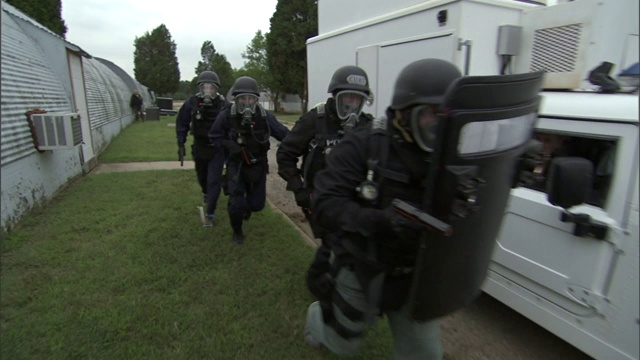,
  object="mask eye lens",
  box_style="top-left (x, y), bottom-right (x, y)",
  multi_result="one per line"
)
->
top-left (235, 94), bottom-right (258, 114)
top-left (336, 91), bottom-right (366, 120)
top-left (410, 105), bottom-right (439, 152)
